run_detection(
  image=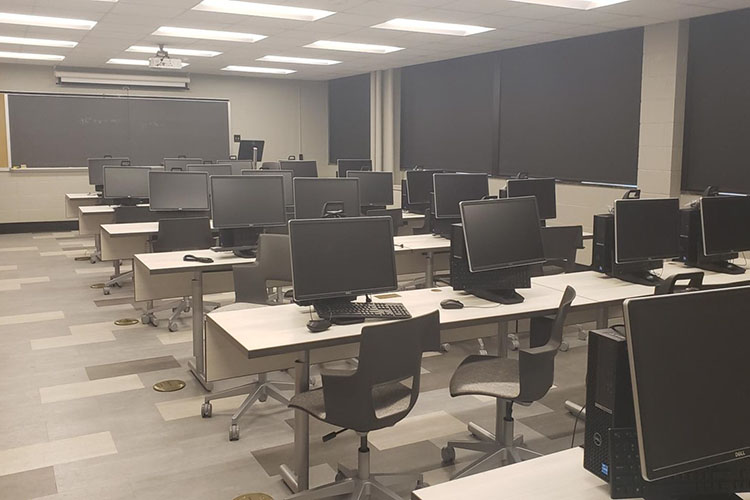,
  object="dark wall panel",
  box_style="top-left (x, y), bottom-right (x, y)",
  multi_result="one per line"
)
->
top-left (328, 74), bottom-right (370, 163)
